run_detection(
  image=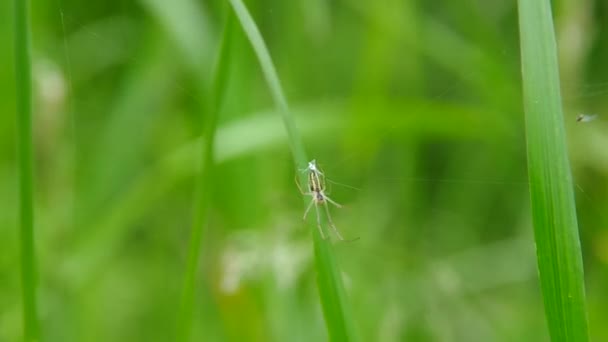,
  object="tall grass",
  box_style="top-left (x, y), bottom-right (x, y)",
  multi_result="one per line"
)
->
top-left (177, 10), bottom-right (235, 342)
top-left (517, 0), bottom-right (589, 340)
top-left (229, 0), bottom-right (357, 340)
top-left (6, 0), bottom-right (607, 339)
top-left (13, 0), bottom-right (39, 340)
